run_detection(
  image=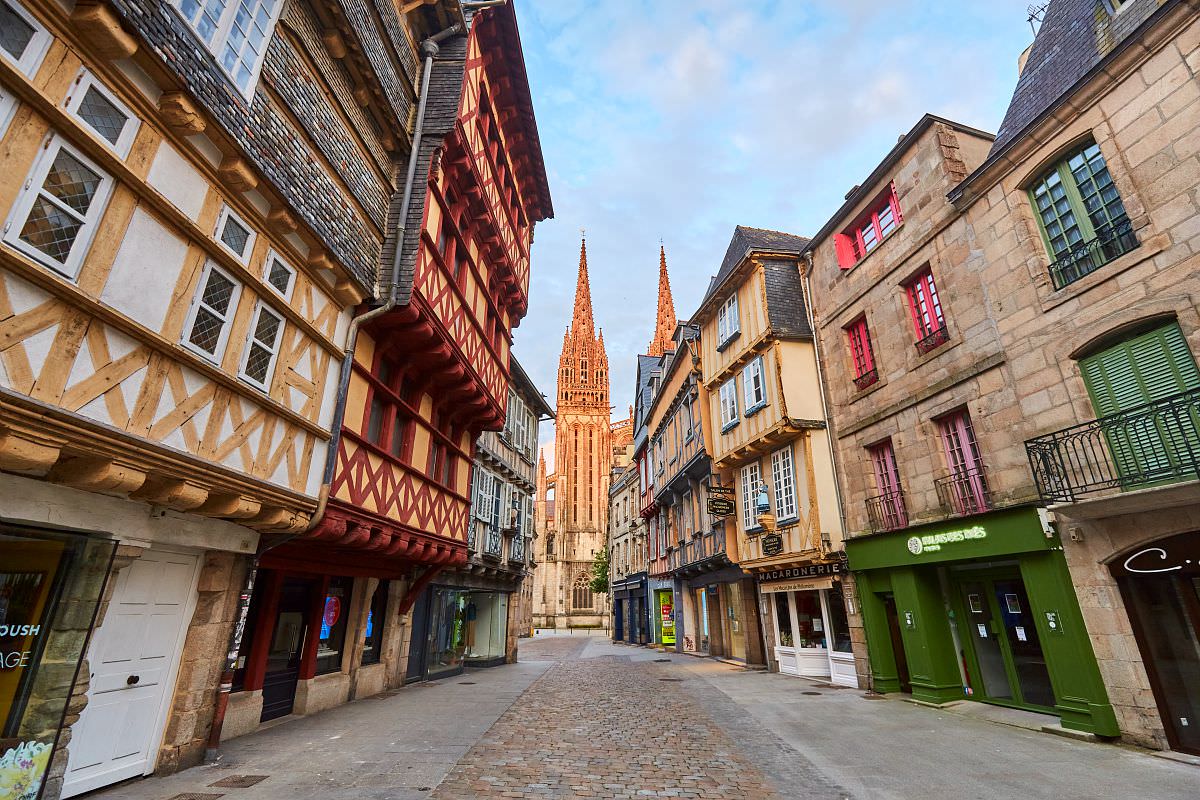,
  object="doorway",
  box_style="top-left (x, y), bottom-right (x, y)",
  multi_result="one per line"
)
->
top-left (260, 578), bottom-right (314, 722)
top-left (613, 598), bottom-right (625, 641)
top-left (954, 571), bottom-right (1056, 710)
top-left (62, 549), bottom-right (201, 797)
top-left (882, 594), bottom-right (912, 693)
